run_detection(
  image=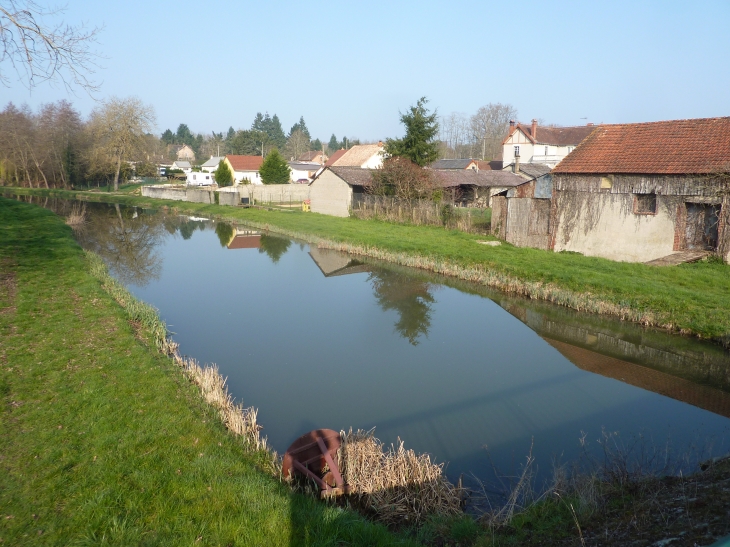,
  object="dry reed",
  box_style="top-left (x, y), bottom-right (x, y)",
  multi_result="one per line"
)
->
top-left (85, 250), bottom-right (266, 453)
top-left (65, 203), bottom-right (87, 229)
top-left (338, 429), bottom-right (462, 525)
